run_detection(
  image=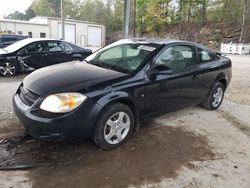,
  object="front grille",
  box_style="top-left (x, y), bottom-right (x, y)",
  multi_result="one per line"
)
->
top-left (19, 85), bottom-right (40, 106)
